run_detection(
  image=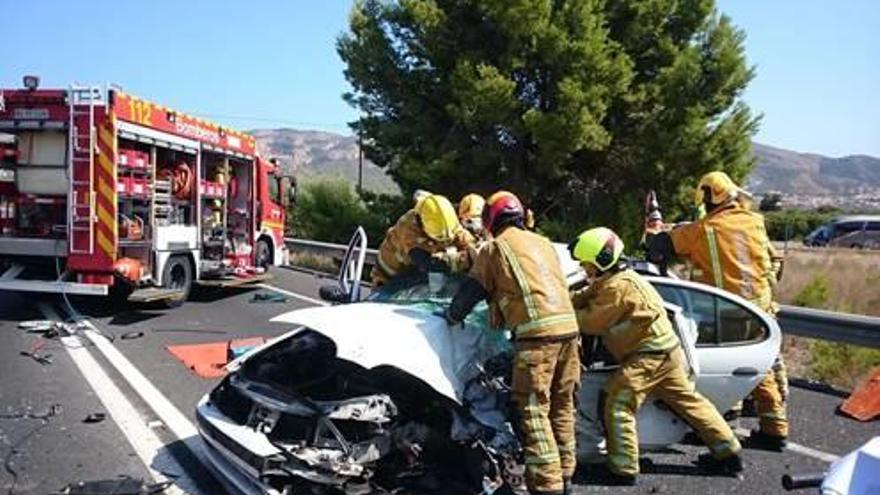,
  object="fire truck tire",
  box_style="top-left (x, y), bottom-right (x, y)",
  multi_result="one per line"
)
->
top-left (256, 238), bottom-right (272, 269)
top-left (162, 255), bottom-right (192, 308)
